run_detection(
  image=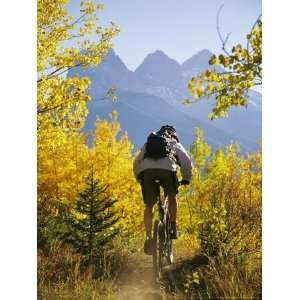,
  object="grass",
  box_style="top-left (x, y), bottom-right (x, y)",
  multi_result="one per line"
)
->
top-left (37, 240), bottom-right (124, 300)
top-left (160, 254), bottom-right (261, 300)
top-left (38, 237), bottom-right (261, 300)
top-left (39, 278), bottom-right (117, 300)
